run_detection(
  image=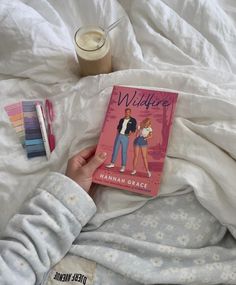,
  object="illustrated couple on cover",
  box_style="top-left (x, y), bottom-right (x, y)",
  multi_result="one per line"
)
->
top-left (106, 108), bottom-right (152, 177)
